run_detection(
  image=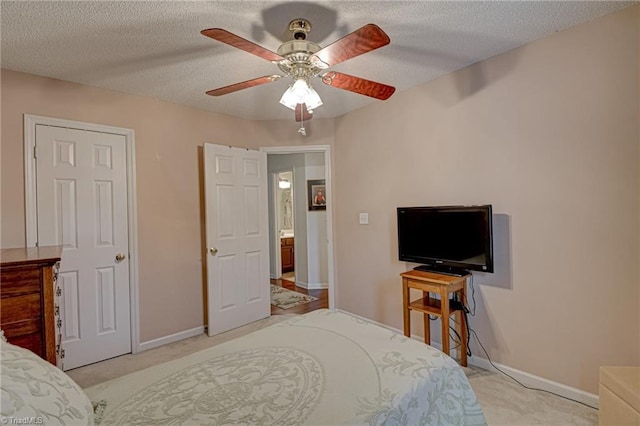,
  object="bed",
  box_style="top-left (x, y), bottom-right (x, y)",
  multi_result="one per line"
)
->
top-left (2, 310), bottom-right (486, 425)
top-left (0, 331), bottom-right (95, 425)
